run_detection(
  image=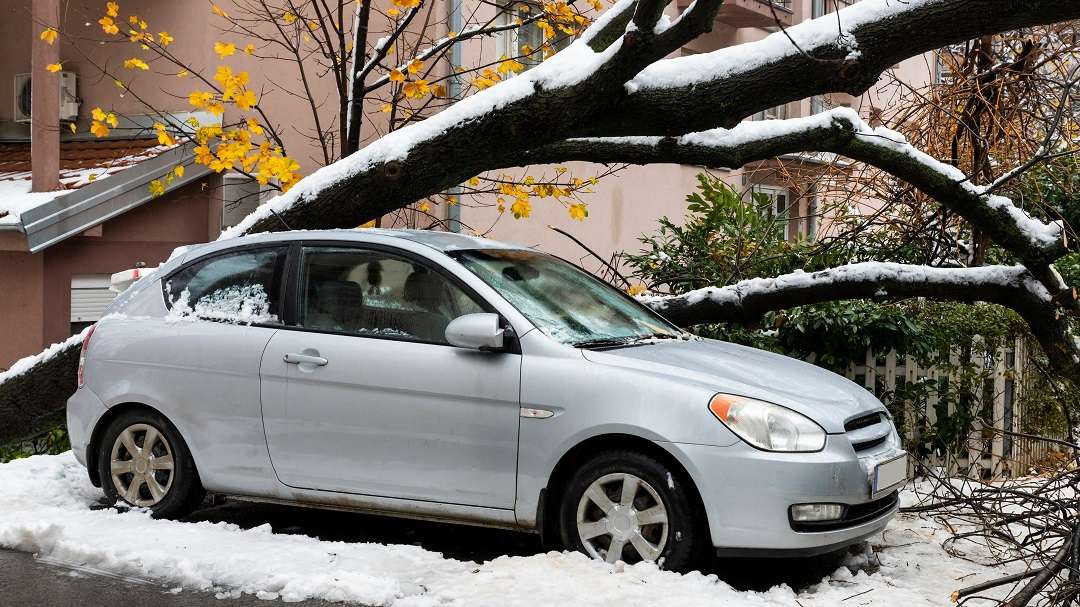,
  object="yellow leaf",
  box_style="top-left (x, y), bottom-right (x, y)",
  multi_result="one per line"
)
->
top-left (128, 15), bottom-right (138, 25)
top-left (90, 121), bottom-right (110, 137)
top-left (510, 198), bottom-right (531, 219)
top-left (467, 176), bottom-right (480, 186)
top-left (99, 16), bottom-right (119, 35)
top-left (497, 55), bottom-right (524, 75)
top-left (391, 0), bottom-right (421, 8)
top-left (244, 43), bottom-right (255, 55)
top-left (407, 58), bottom-right (423, 74)
top-left (176, 69), bottom-right (189, 78)
top-left (431, 84), bottom-right (447, 98)
top-left (246, 117), bottom-right (264, 135)
top-left (402, 79), bottom-right (429, 99)
top-left (40, 27), bottom-right (59, 45)
top-left (139, 20), bottom-right (148, 30)
top-left (45, 63), bottom-right (62, 73)
top-left (87, 173), bottom-right (98, 182)
top-left (388, 68), bottom-right (405, 83)
top-left (387, 8), bottom-right (400, 16)
top-left (418, 201), bottom-right (430, 213)
top-left (568, 203), bottom-right (588, 221)
top-left (214, 41), bottom-right (235, 59)
top-left (123, 57), bottom-right (149, 70)
top-left (114, 79), bottom-right (125, 89)
top-left (68, 122), bottom-right (77, 134)
top-left (307, 20), bottom-right (319, 31)
top-left (158, 31), bottom-right (173, 46)
top-left (148, 179), bottom-right (165, 196)
top-left (211, 4), bottom-right (228, 18)
top-left (174, 165), bottom-right (185, 178)
top-left (380, 102), bottom-right (392, 113)
top-left (359, 220), bottom-right (377, 228)
top-left (106, 2), bottom-right (119, 17)
top-left (234, 89), bottom-right (258, 111)
top-left (91, 107), bottom-right (106, 121)
top-left (283, 11), bottom-right (297, 24)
